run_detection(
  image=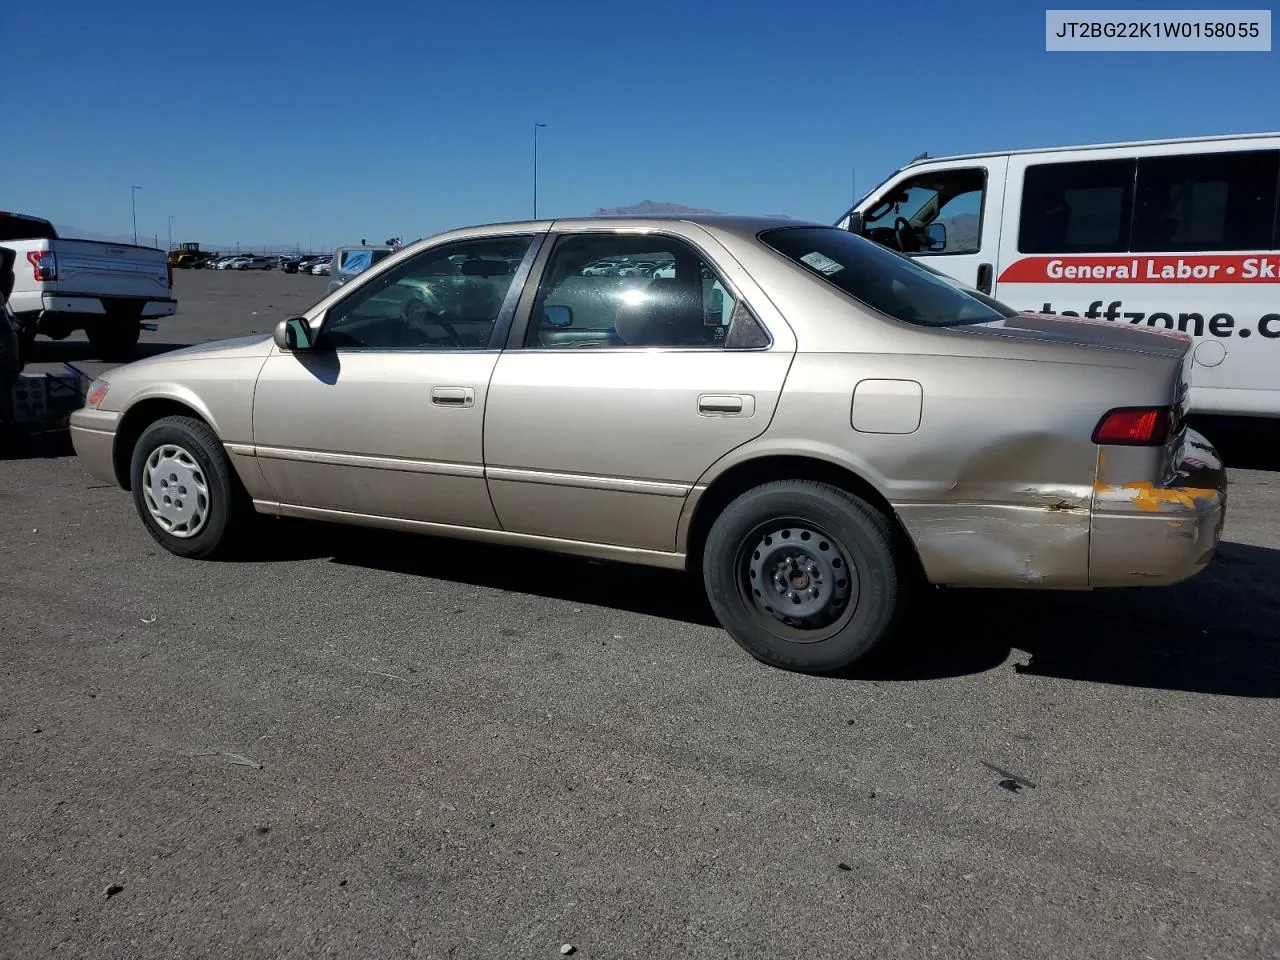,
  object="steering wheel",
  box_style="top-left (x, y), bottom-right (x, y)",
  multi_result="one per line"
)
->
top-left (893, 216), bottom-right (920, 253)
top-left (403, 297), bottom-right (464, 348)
